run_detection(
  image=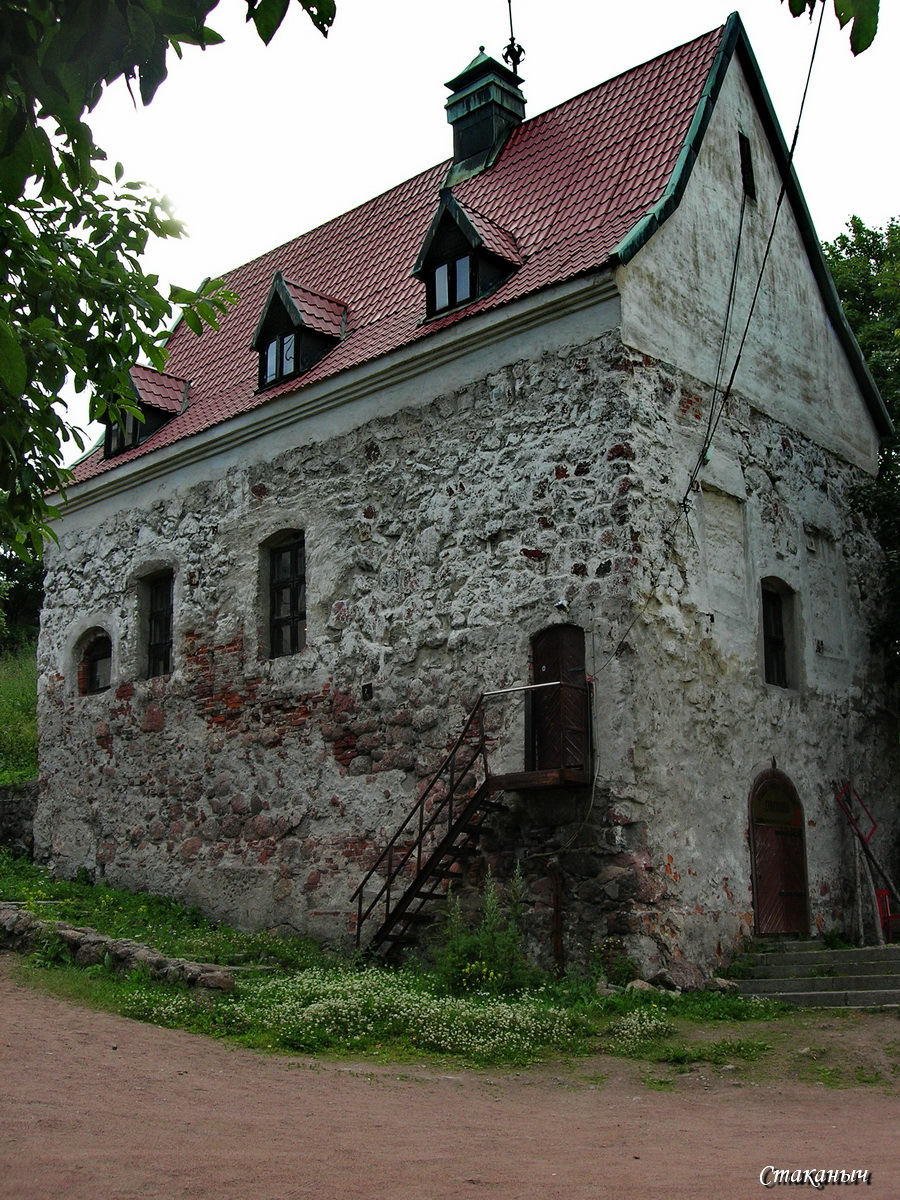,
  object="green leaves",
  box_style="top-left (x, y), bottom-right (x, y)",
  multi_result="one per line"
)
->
top-left (247, 0), bottom-right (335, 40)
top-left (783, 0), bottom-right (880, 54)
top-left (0, 320), bottom-right (27, 396)
top-left (824, 216), bottom-right (900, 676)
top-left (841, 0), bottom-right (879, 54)
top-left (170, 279), bottom-right (239, 336)
top-left (0, 0), bottom-right (332, 555)
top-left (250, 0), bottom-right (291, 45)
